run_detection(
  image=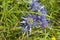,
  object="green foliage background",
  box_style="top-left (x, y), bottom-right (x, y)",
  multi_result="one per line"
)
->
top-left (0, 0), bottom-right (60, 40)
